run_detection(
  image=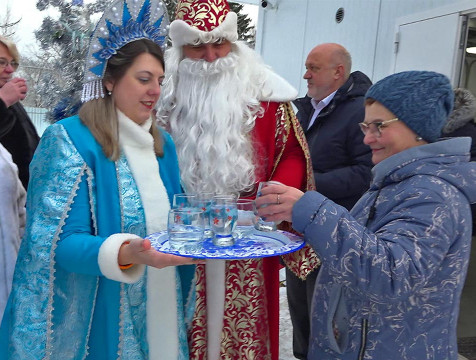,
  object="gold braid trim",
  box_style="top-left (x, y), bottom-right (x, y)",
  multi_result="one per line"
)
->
top-left (268, 102), bottom-right (290, 179)
top-left (275, 102), bottom-right (321, 280)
